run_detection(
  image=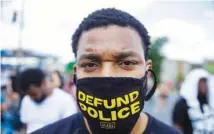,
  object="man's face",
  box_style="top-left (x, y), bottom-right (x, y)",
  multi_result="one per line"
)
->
top-left (198, 79), bottom-right (207, 95)
top-left (27, 81), bottom-right (47, 101)
top-left (75, 25), bottom-right (149, 79)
